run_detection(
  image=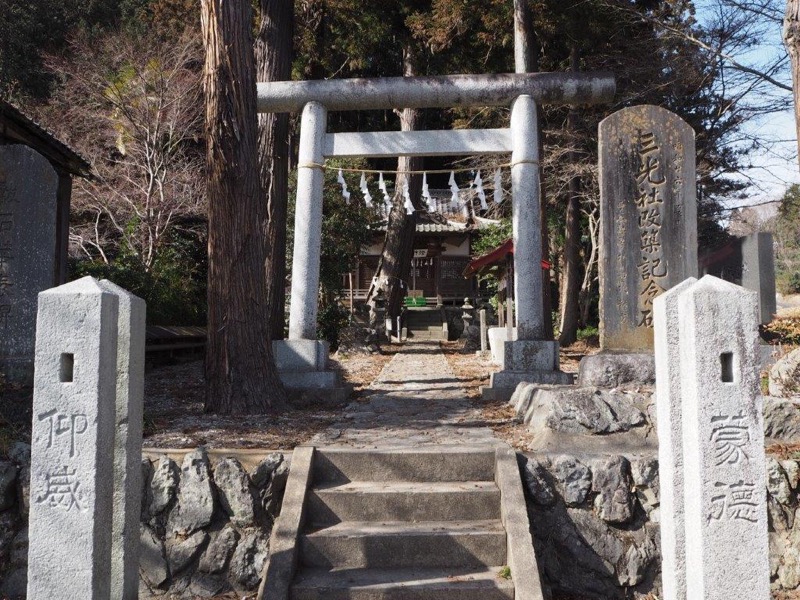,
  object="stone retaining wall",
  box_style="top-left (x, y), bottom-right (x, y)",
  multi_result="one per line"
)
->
top-left (2, 443), bottom-right (798, 598)
top-left (0, 444), bottom-right (289, 598)
top-left (522, 452), bottom-right (800, 599)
